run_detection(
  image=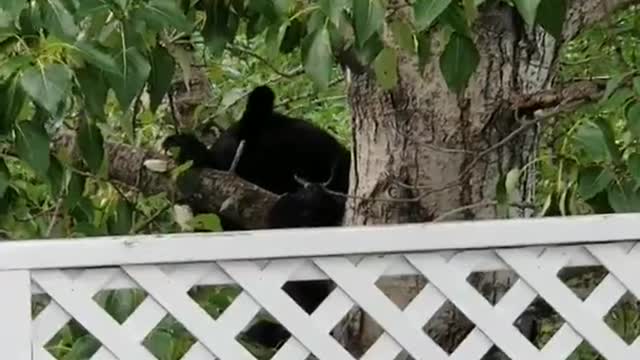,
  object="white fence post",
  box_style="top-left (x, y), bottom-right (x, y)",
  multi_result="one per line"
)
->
top-left (0, 270), bottom-right (31, 360)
